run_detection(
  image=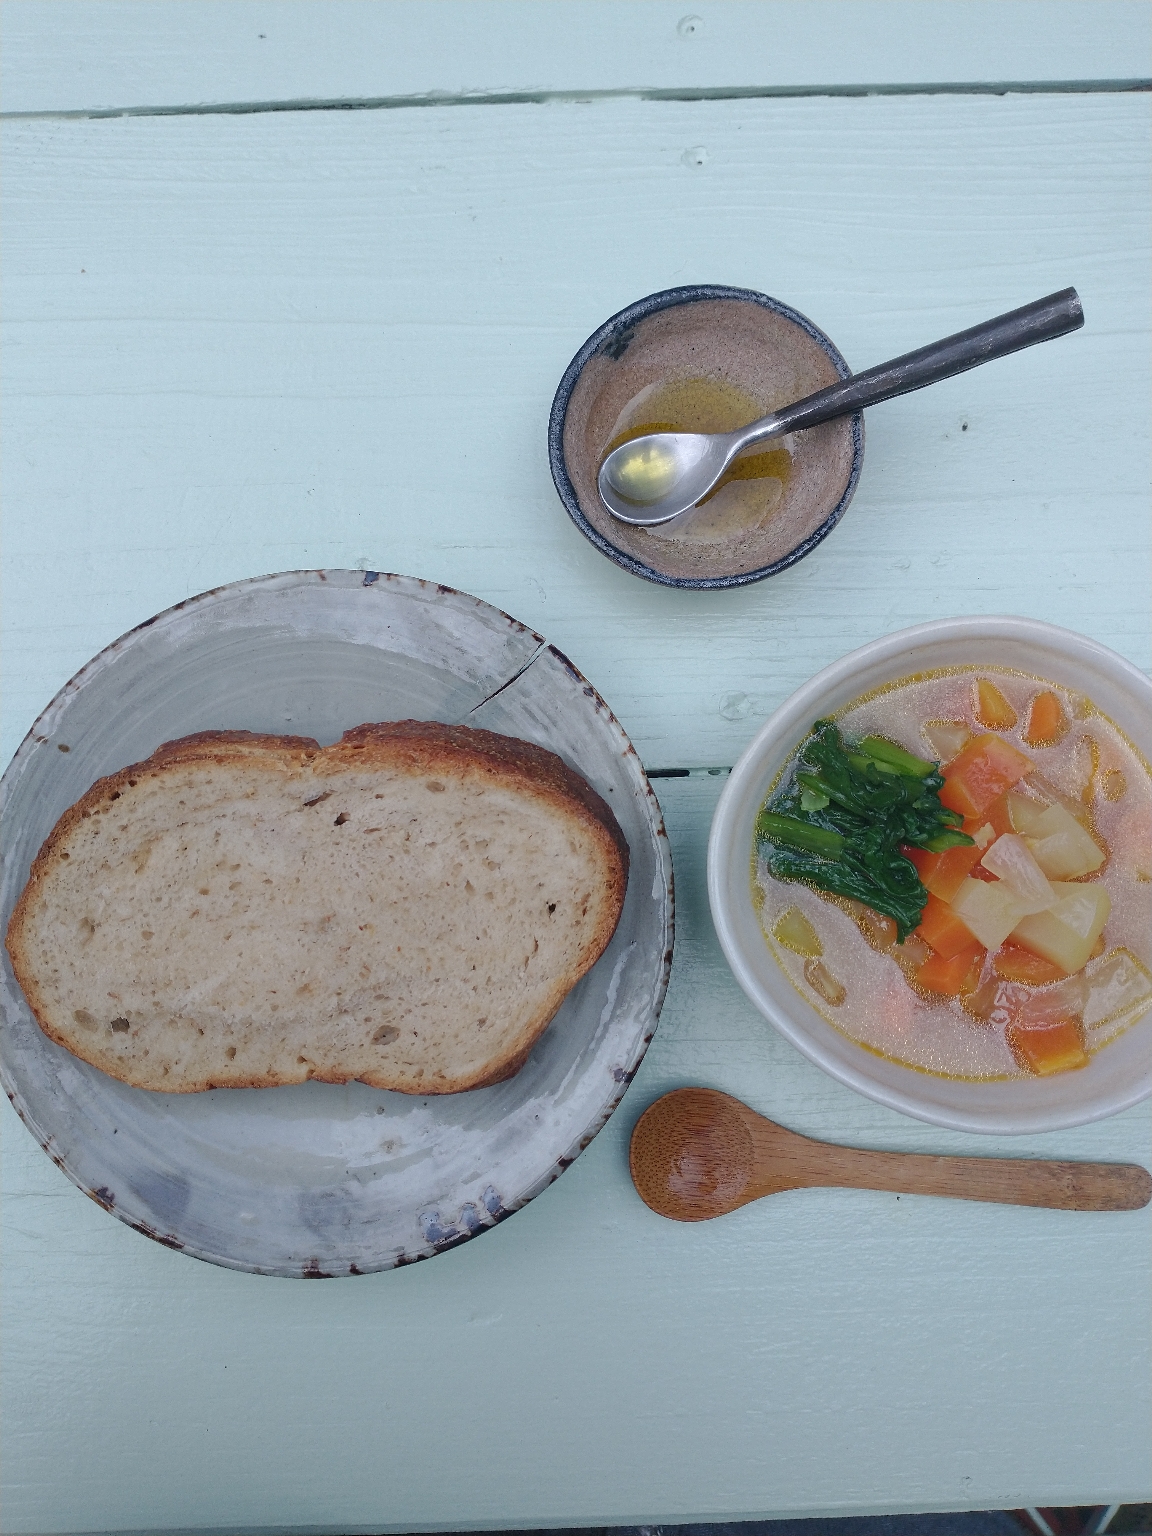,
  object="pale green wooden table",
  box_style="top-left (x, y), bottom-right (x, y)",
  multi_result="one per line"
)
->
top-left (2, 5), bottom-right (1150, 1533)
